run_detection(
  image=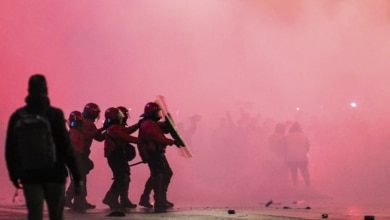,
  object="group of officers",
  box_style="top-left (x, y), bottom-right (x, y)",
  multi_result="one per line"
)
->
top-left (66, 102), bottom-right (180, 213)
